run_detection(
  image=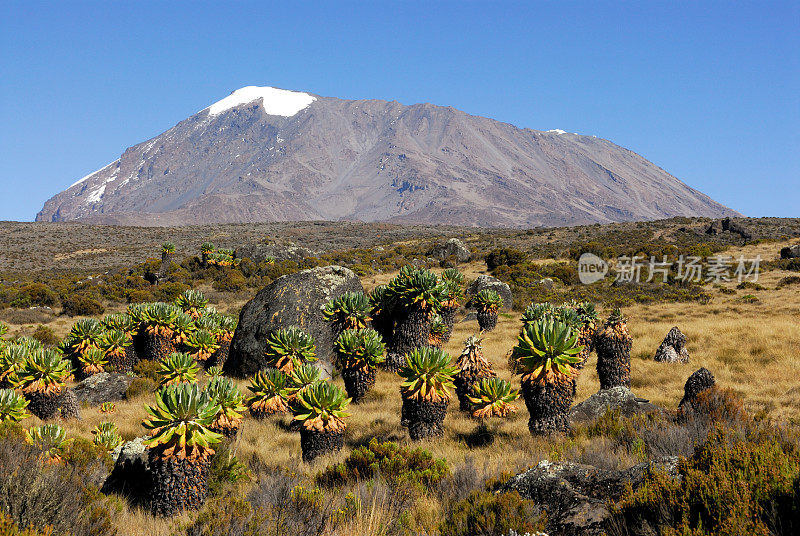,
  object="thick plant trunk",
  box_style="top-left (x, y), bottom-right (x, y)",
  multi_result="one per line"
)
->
top-left (341, 367), bottom-right (376, 403)
top-left (108, 347), bottom-right (138, 374)
top-left (371, 313), bottom-right (394, 347)
top-left (574, 324), bottom-right (597, 370)
top-left (57, 389), bottom-right (80, 420)
top-left (404, 398), bottom-right (448, 440)
top-left (386, 305), bottom-right (430, 371)
top-left (209, 421), bottom-right (240, 440)
top-left (300, 428), bottom-right (344, 463)
top-left (522, 378), bottom-right (574, 435)
top-left (476, 310), bottom-right (498, 331)
top-left (454, 371), bottom-right (494, 412)
top-left (143, 332), bottom-right (176, 362)
top-left (595, 327), bottom-right (632, 390)
top-left (149, 450), bottom-right (212, 516)
top-left (440, 306), bottom-right (458, 343)
top-left (210, 339), bottom-right (231, 368)
top-left (24, 390), bottom-right (62, 420)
